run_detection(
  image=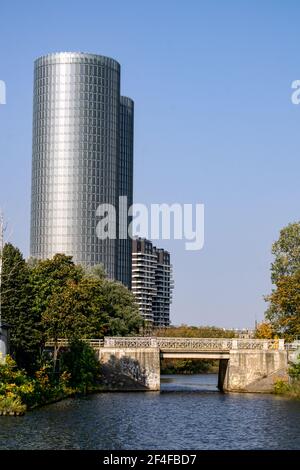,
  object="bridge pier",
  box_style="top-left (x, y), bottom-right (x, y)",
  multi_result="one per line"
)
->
top-left (218, 359), bottom-right (229, 392)
top-left (98, 347), bottom-right (160, 391)
top-left (221, 350), bottom-right (288, 393)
